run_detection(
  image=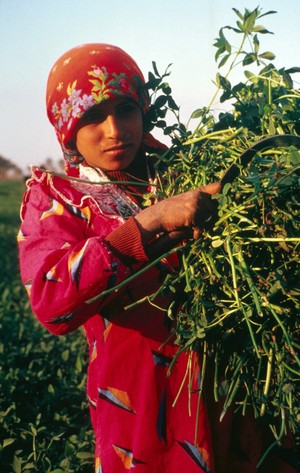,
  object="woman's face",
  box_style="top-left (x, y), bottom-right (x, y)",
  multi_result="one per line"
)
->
top-left (75, 98), bottom-right (143, 171)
